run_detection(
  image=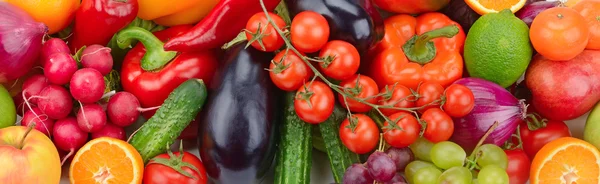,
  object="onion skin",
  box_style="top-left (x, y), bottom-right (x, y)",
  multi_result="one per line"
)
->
top-left (516, 1), bottom-right (559, 27)
top-left (0, 2), bottom-right (47, 83)
top-left (451, 78), bottom-right (526, 153)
